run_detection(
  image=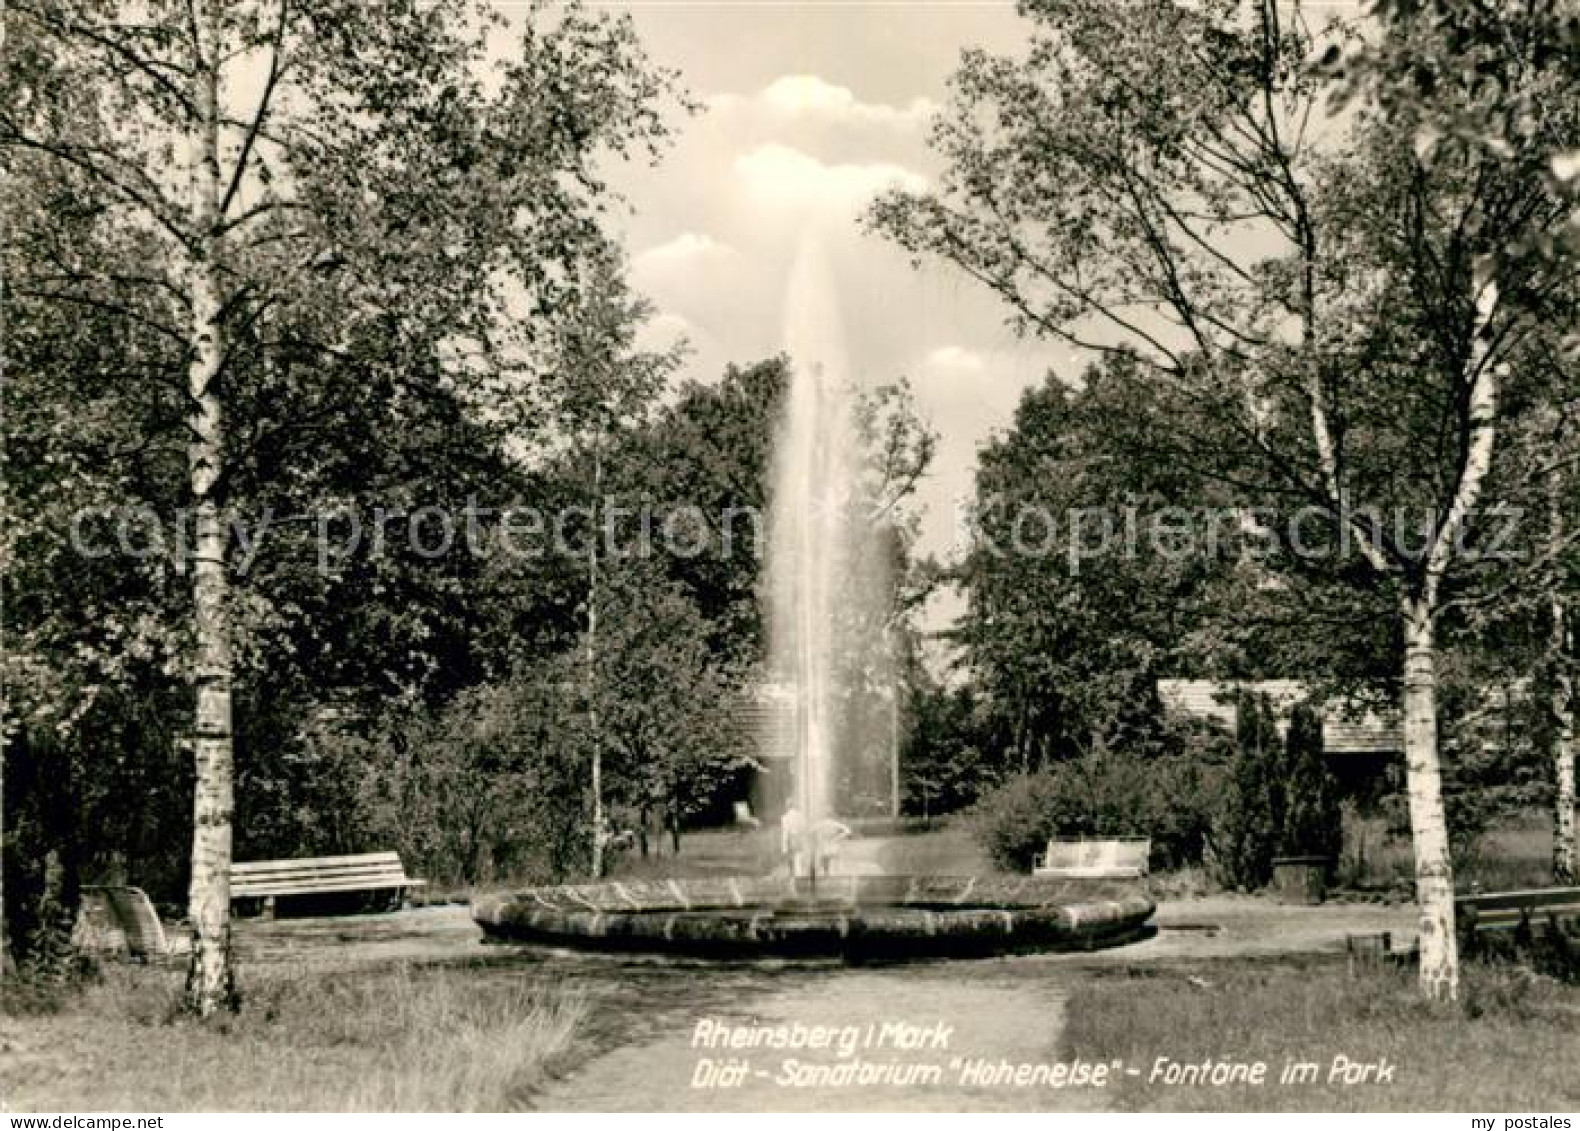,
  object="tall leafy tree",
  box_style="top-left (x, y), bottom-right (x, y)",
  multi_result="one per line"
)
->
top-left (3, 0), bottom-right (679, 1011)
top-left (958, 364), bottom-right (1249, 770)
top-left (1215, 692), bottom-right (1284, 891)
top-left (593, 564), bottom-right (753, 855)
top-left (1281, 700), bottom-right (1342, 862)
top-left (533, 247), bottom-right (683, 877)
top-left (622, 359), bottom-right (790, 662)
top-left (873, 0), bottom-right (1578, 999)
